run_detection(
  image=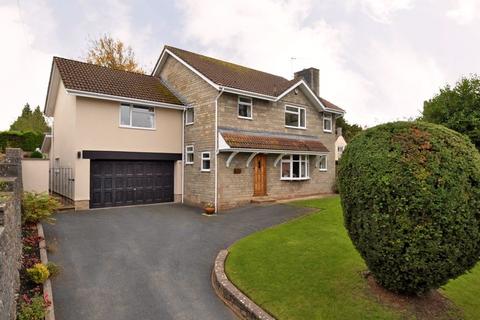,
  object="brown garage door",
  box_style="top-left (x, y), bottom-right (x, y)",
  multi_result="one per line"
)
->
top-left (90, 160), bottom-right (174, 208)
